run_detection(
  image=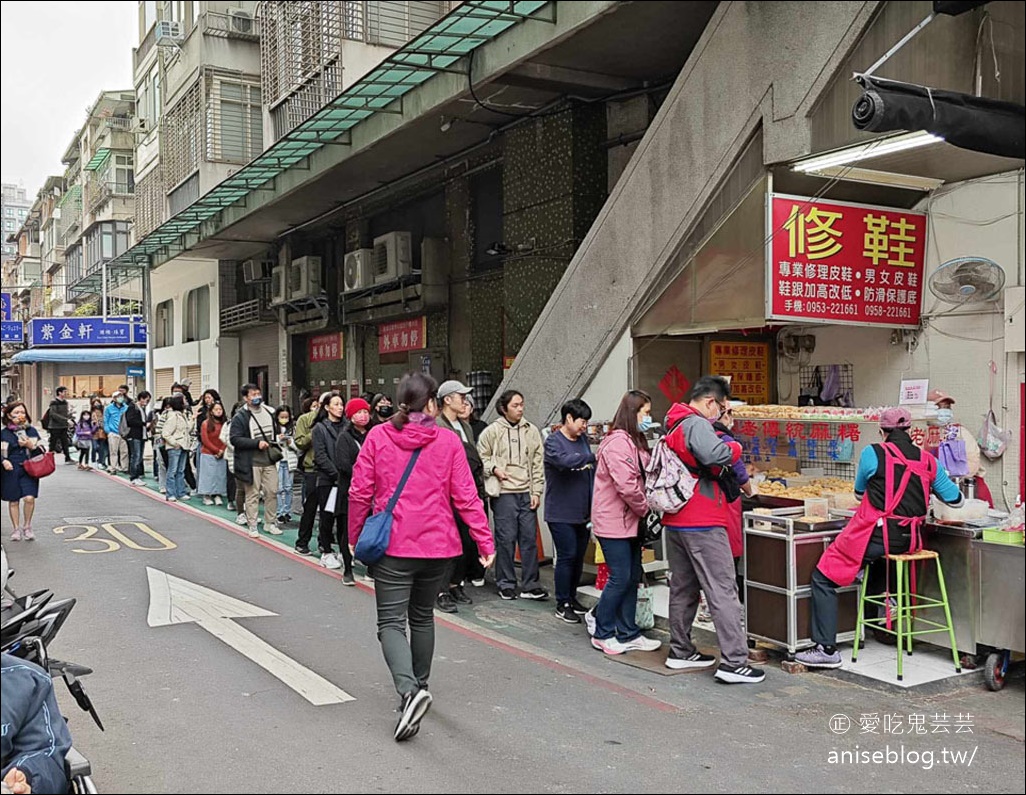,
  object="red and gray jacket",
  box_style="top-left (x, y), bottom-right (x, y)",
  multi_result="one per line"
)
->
top-left (661, 403), bottom-right (743, 529)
